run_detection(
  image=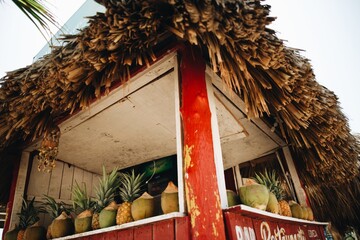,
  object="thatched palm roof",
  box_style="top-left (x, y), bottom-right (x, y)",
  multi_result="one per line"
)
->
top-left (0, 0), bottom-right (359, 231)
